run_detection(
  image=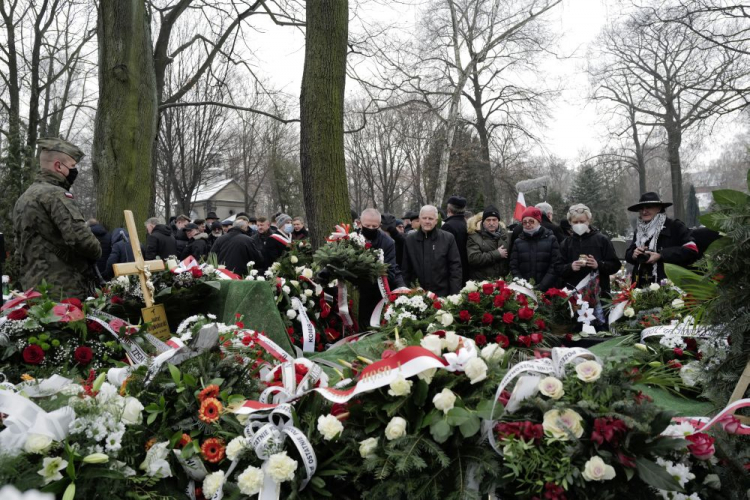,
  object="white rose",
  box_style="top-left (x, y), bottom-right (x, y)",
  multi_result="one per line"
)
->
top-left (462, 281), bottom-right (478, 293)
top-left (256, 276), bottom-right (266, 282)
top-left (649, 283), bottom-right (661, 291)
top-left (290, 256), bottom-right (299, 264)
top-left (672, 298), bottom-right (685, 309)
top-left (442, 331), bottom-right (459, 352)
top-left (37, 456), bottom-right (67, 484)
top-left (225, 436), bottom-right (247, 461)
top-left (575, 360), bottom-right (603, 383)
top-left (283, 286), bottom-right (291, 294)
top-left (359, 437), bottom-right (378, 459)
top-left (290, 280), bottom-right (300, 287)
top-left (272, 262), bottom-right (281, 271)
top-left (480, 344), bottom-right (505, 363)
top-left (202, 471), bottom-right (225, 498)
top-left (582, 456), bottom-right (616, 481)
top-left (538, 377), bottom-right (564, 399)
top-left (385, 416), bottom-right (408, 440)
top-left (447, 294), bottom-right (463, 306)
top-left (302, 268), bottom-right (314, 279)
top-left (387, 375), bottom-right (413, 397)
top-left (623, 307), bottom-right (635, 318)
top-left (287, 309), bottom-right (297, 319)
top-left (317, 414), bottom-right (344, 440)
top-left (421, 335), bottom-right (443, 356)
top-left (438, 311), bottom-right (454, 327)
top-left (432, 388), bottom-right (456, 414)
top-left (305, 289), bottom-right (314, 297)
top-left (121, 397), bottom-right (144, 425)
top-left (267, 451), bottom-right (298, 483)
top-left (543, 409), bottom-right (584, 440)
top-left (465, 357), bottom-right (488, 385)
top-left (237, 466), bottom-right (264, 496)
top-left (417, 368), bottom-right (436, 384)
top-left (25, 434), bottom-right (53, 454)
